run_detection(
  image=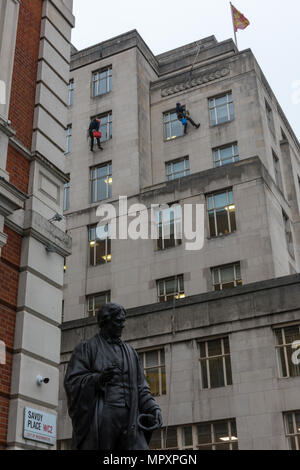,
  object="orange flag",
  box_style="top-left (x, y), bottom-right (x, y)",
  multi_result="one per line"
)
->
top-left (231, 3), bottom-right (250, 32)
